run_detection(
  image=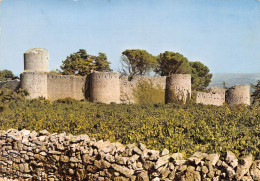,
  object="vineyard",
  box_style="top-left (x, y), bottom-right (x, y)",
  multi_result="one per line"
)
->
top-left (0, 89), bottom-right (259, 159)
